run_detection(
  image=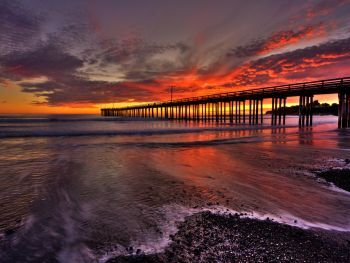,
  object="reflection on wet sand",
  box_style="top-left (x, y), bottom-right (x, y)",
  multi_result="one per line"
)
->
top-left (0, 115), bottom-right (350, 261)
